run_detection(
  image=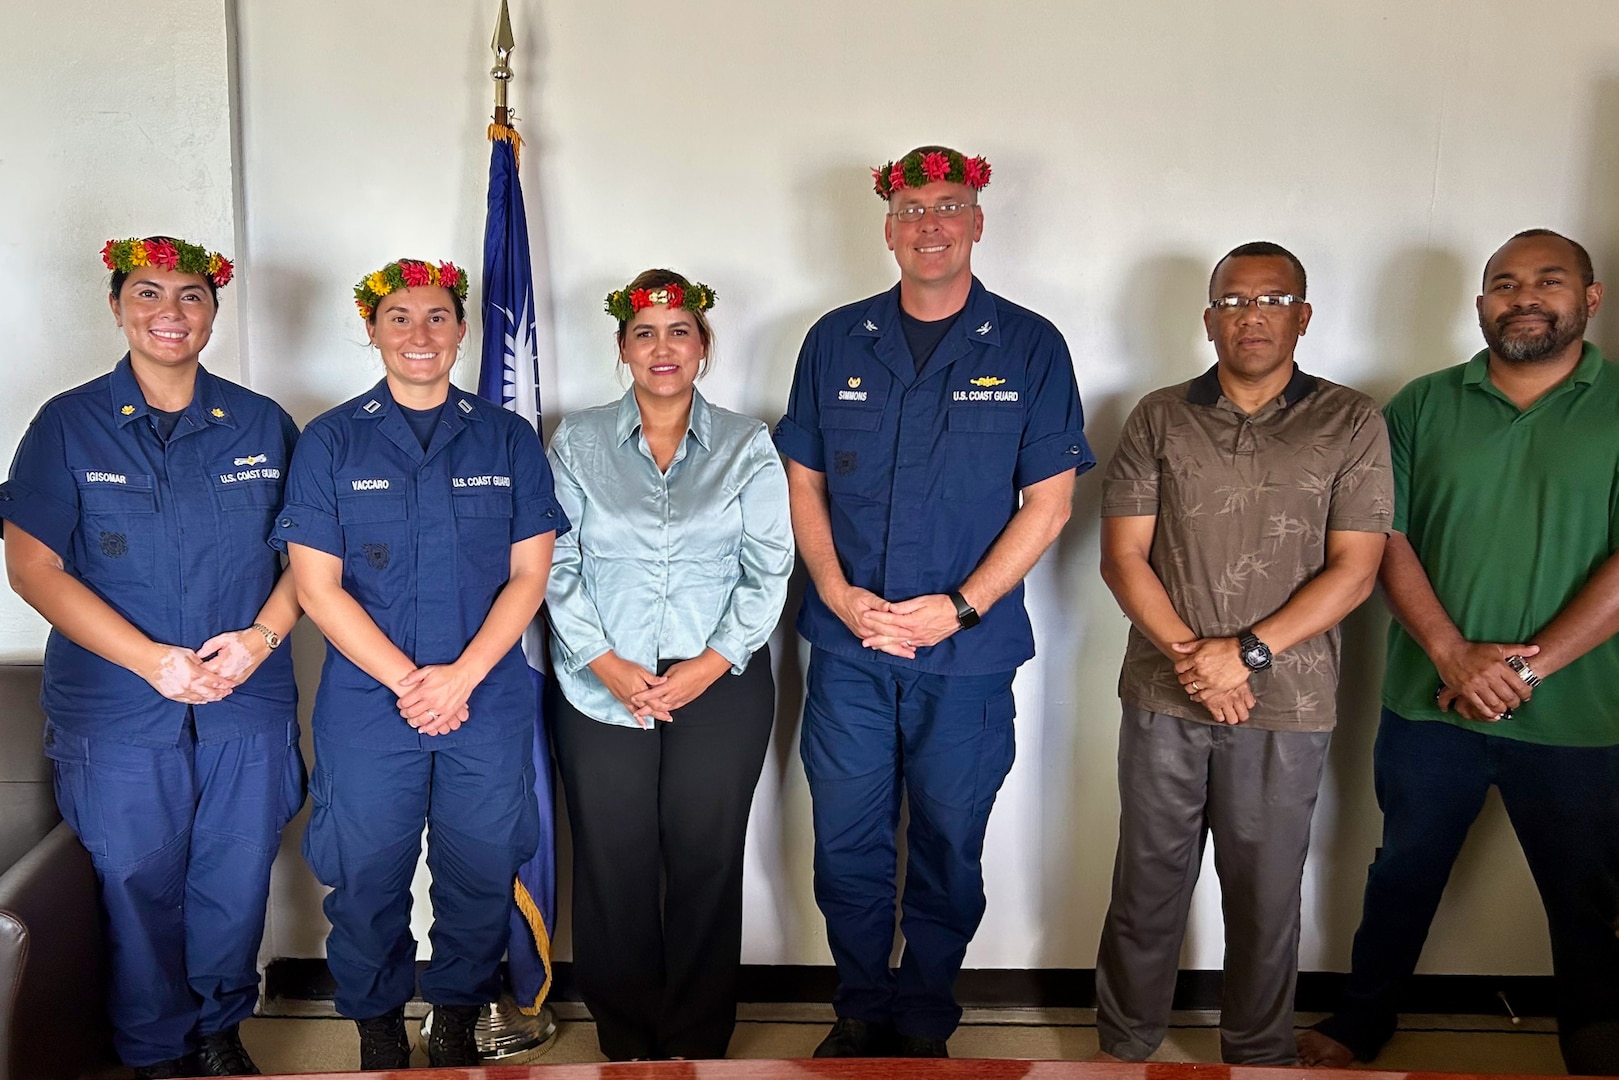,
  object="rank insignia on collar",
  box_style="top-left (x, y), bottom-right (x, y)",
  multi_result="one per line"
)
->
top-left (863, 320), bottom-right (879, 332)
top-left (120, 405), bottom-right (136, 415)
top-left (970, 376), bottom-right (1006, 387)
top-left (363, 400), bottom-right (382, 414)
top-left (975, 322), bottom-right (992, 335)
top-left (210, 408), bottom-right (226, 418)
top-left (847, 377), bottom-right (861, 389)
top-left (457, 399), bottom-right (474, 414)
